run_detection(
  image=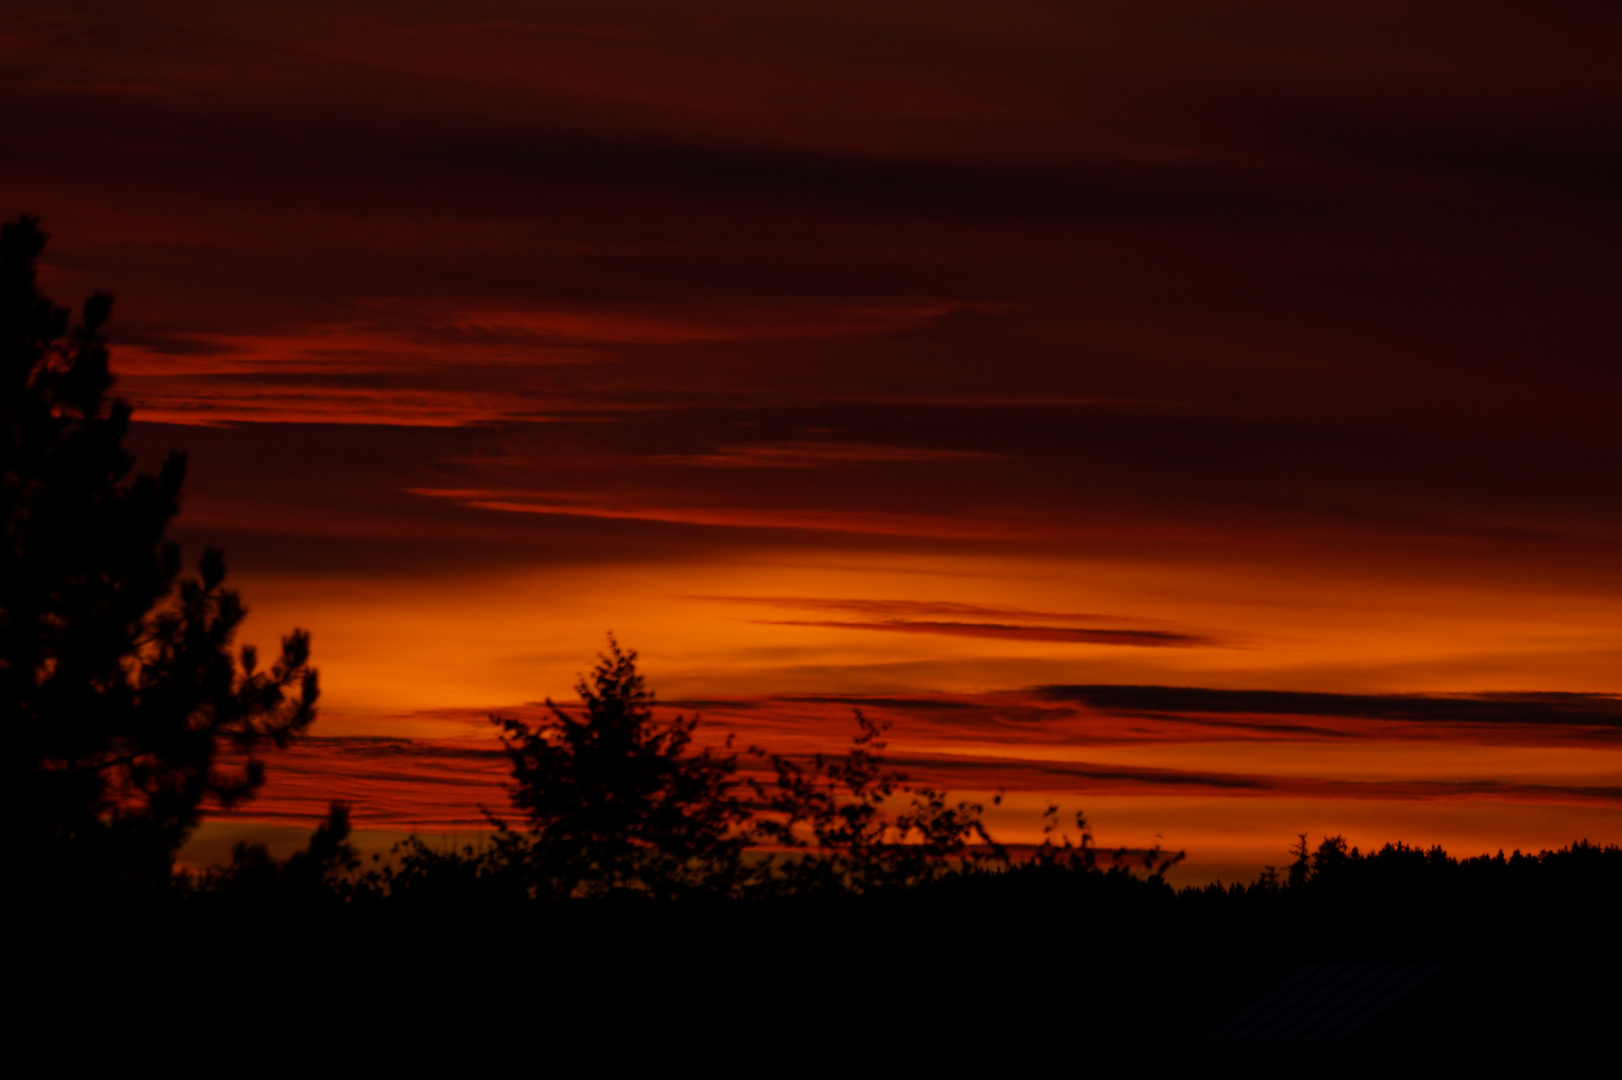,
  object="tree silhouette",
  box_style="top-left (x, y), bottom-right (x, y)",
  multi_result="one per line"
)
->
top-left (490, 639), bottom-right (1011, 899)
top-left (751, 710), bottom-right (1006, 892)
top-left (2, 216), bottom-right (318, 891)
top-left (492, 636), bottom-right (751, 898)
top-left (207, 803), bottom-right (360, 900)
